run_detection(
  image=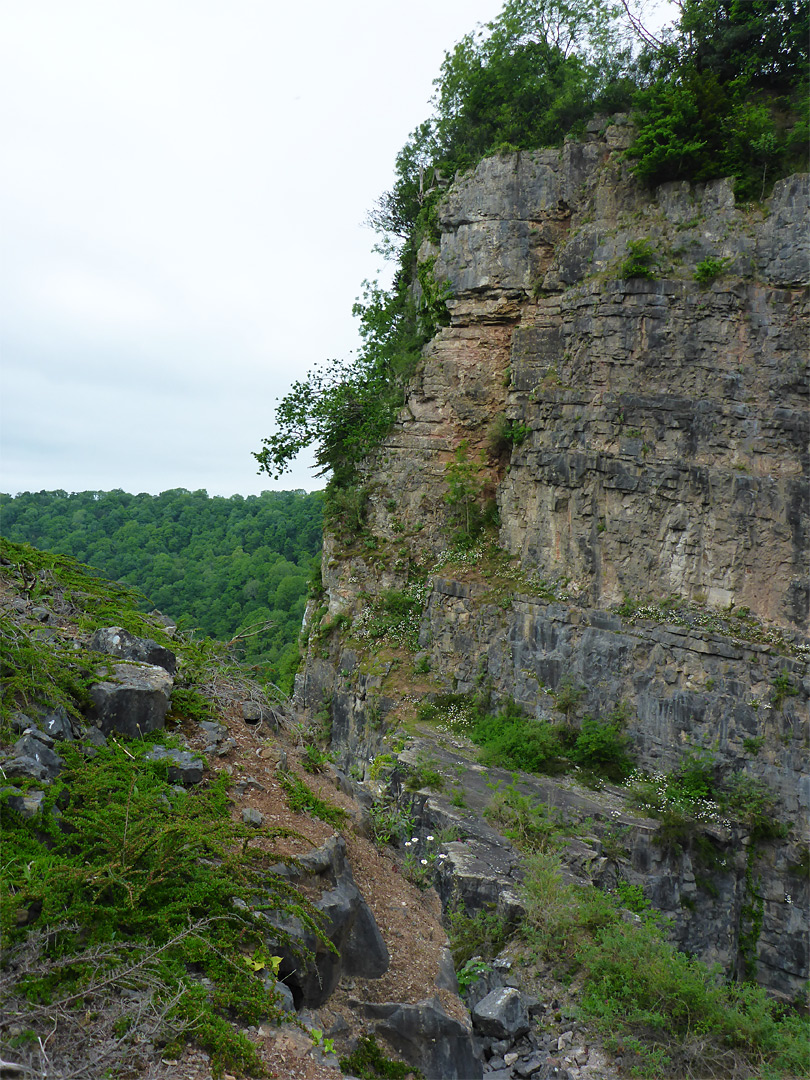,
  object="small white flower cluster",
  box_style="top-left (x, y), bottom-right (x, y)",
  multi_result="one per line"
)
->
top-left (629, 770), bottom-right (732, 828)
top-left (435, 701), bottom-right (477, 734)
top-left (403, 832), bottom-right (449, 887)
top-left (432, 545), bottom-right (485, 570)
top-left (619, 601), bottom-right (805, 658)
